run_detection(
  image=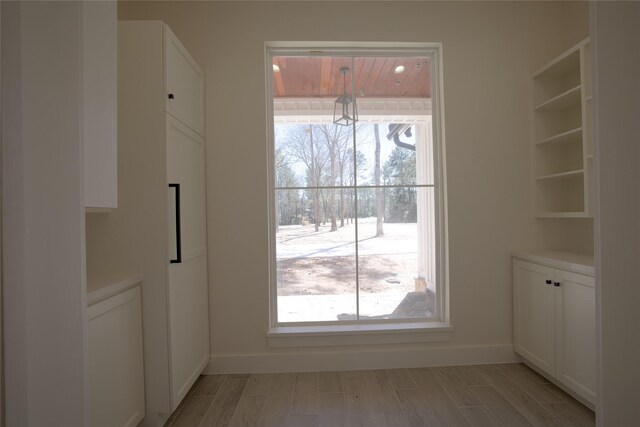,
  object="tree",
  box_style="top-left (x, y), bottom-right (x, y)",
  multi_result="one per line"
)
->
top-left (373, 124), bottom-right (384, 237)
top-left (383, 146), bottom-right (417, 223)
top-left (283, 125), bottom-right (328, 232)
top-left (344, 148), bottom-right (367, 223)
top-left (275, 149), bottom-right (300, 229)
top-left (316, 124), bottom-right (354, 232)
